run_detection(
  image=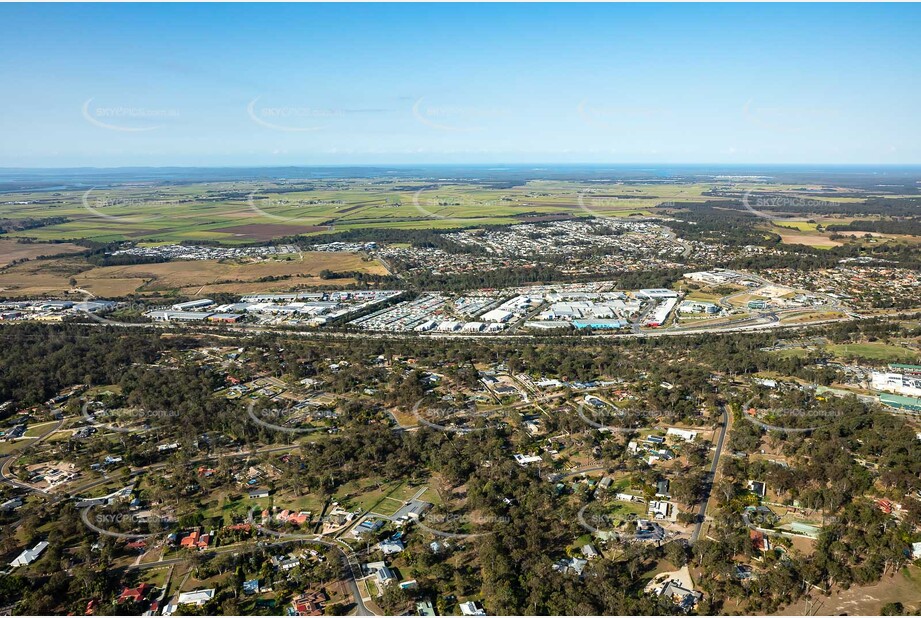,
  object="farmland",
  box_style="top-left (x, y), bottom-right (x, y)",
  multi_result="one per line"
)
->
top-left (0, 179), bottom-right (722, 243)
